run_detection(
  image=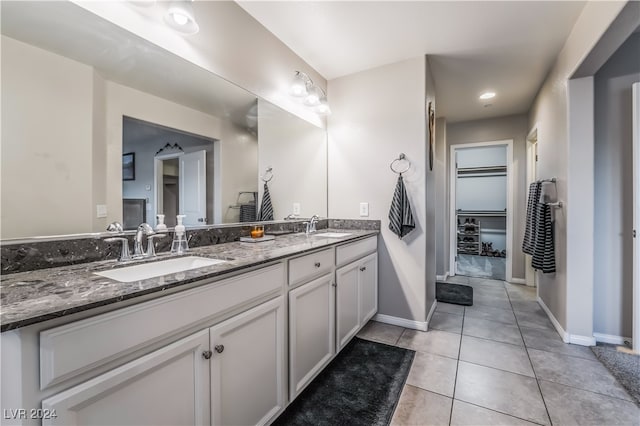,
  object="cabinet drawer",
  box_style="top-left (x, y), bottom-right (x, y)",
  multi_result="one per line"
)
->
top-left (40, 263), bottom-right (285, 390)
top-left (288, 248), bottom-right (334, 286)
top-left (336, 236), bottom-right (377, 267)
